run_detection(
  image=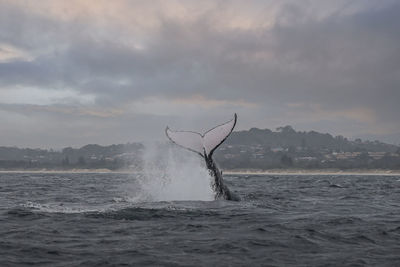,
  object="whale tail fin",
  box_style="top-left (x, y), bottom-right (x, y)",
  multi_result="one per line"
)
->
top-left (166, 113), bottom-right (237, 158)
